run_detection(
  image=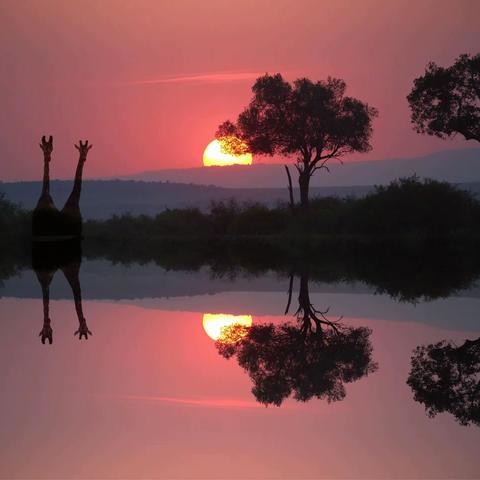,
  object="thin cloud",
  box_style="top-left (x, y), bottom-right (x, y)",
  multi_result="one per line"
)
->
top-left (97, 393), bottom-right (278, 410)
top-left (119, 71), bottom-right (265, 87)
